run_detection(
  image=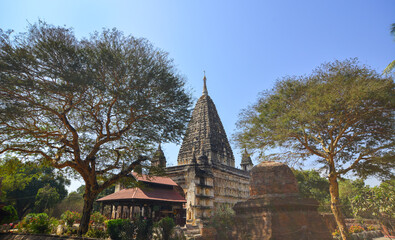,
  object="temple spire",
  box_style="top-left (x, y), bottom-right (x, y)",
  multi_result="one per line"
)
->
top-left (152, 143), bottom-right (166, 168)
top-left (240, 148), bottom-right (253, 171)
top-left (202, 71), bottom-right (208, 95)
top-left (177, 72), bottom-right (235, 167)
